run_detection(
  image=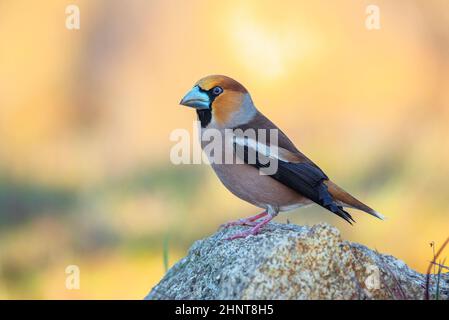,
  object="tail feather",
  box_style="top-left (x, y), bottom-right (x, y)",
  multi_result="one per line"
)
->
top-left (317, 183), bottom-right (356, 224)
top-left (332, 206), bottom-right (355, 225)
top-left (325, 180), bottom-right (385, 220)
